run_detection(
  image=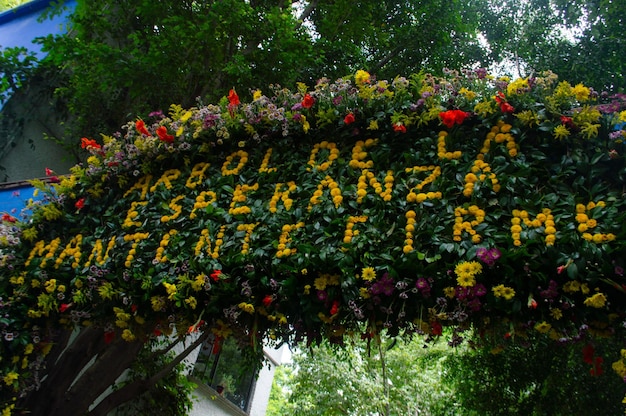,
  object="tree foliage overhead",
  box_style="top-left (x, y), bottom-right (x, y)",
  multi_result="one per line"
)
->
top-left (36, 0), bottom-right (487, 142)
